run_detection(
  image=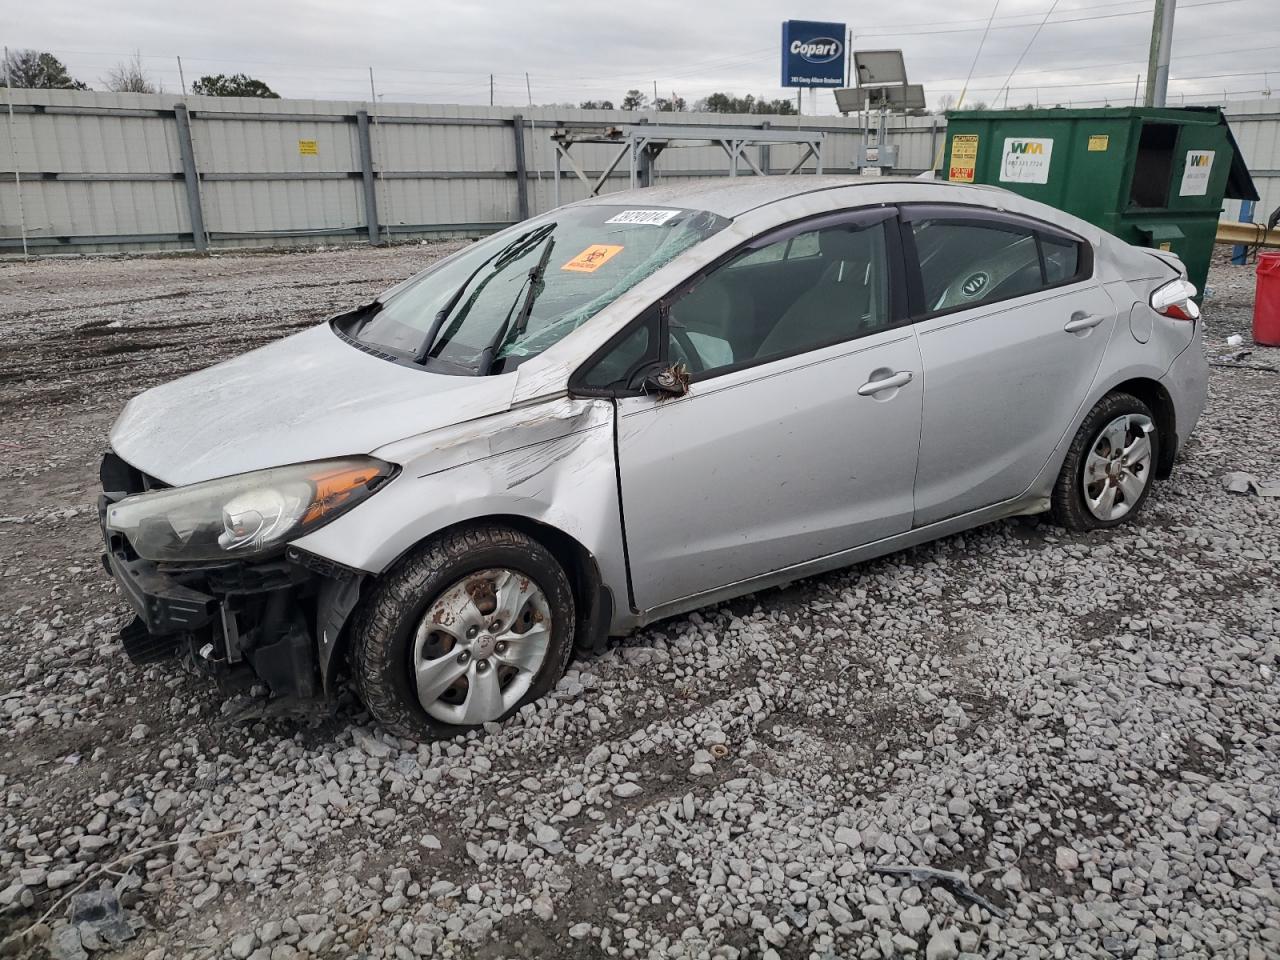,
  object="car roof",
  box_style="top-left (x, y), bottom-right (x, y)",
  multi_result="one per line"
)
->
top-left (574, 175), bottom-right (1014, 218)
